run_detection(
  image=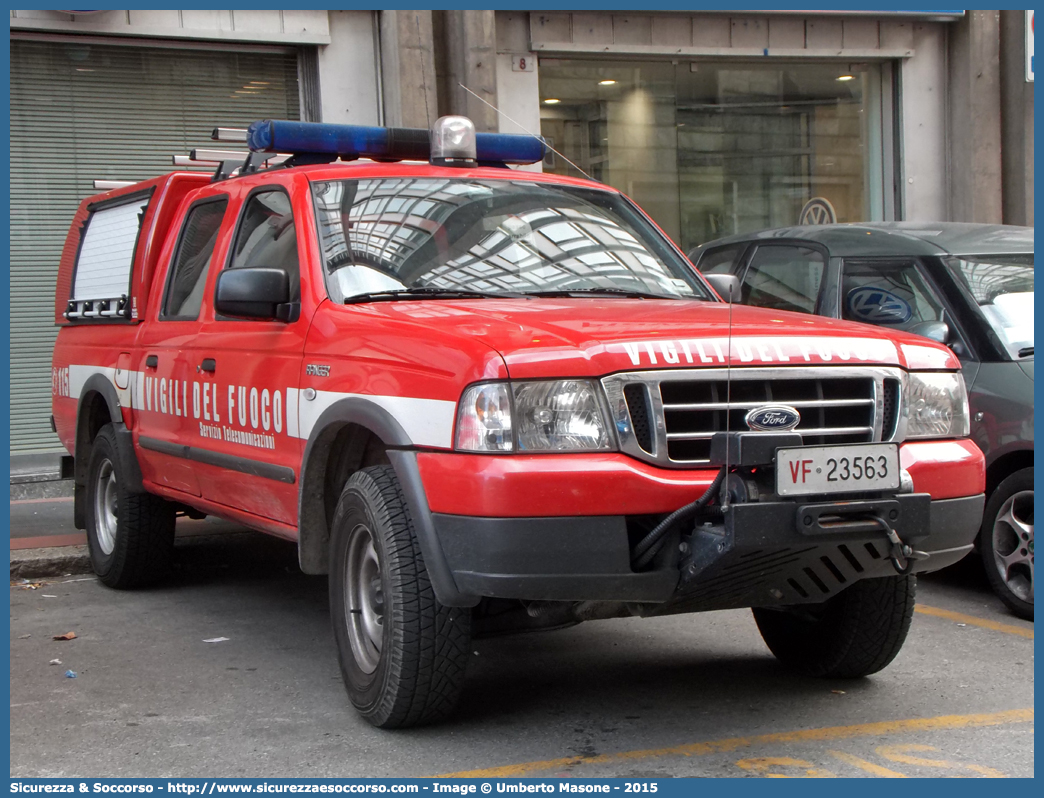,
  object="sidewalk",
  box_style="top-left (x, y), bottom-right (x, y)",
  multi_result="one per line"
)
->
top-left (10, 478), bottom-right (251, 580)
